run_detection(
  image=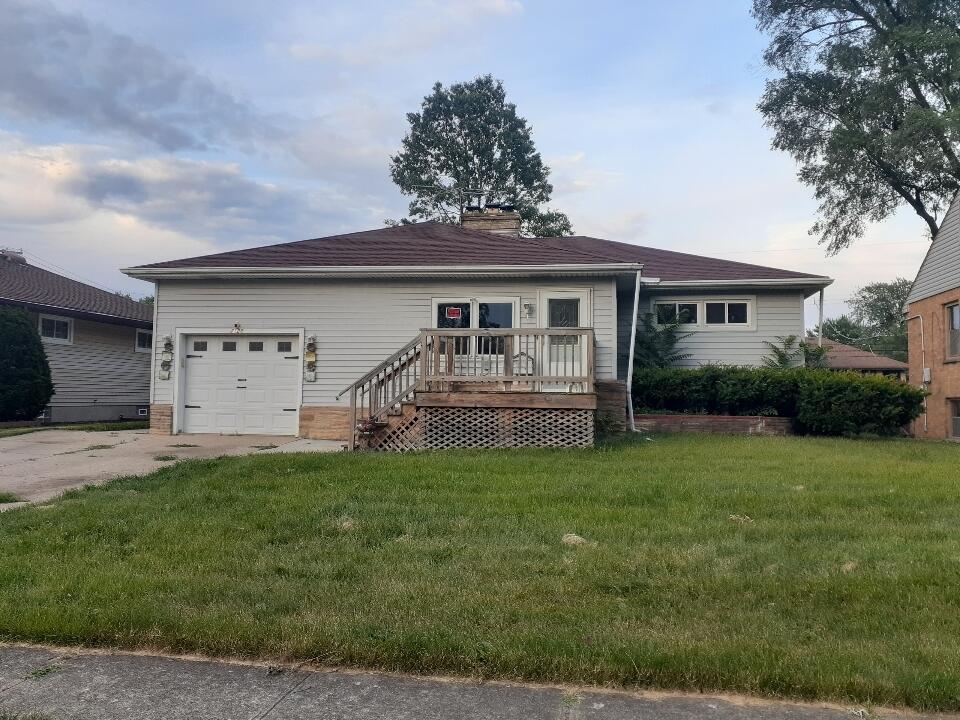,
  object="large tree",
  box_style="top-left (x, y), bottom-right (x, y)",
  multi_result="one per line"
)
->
top-left (812, 278), bottom-right (911, 360)
top-left (389, 75), bottom-right (573, 237)
top-left (754, 1), bottom-right (960, 253)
